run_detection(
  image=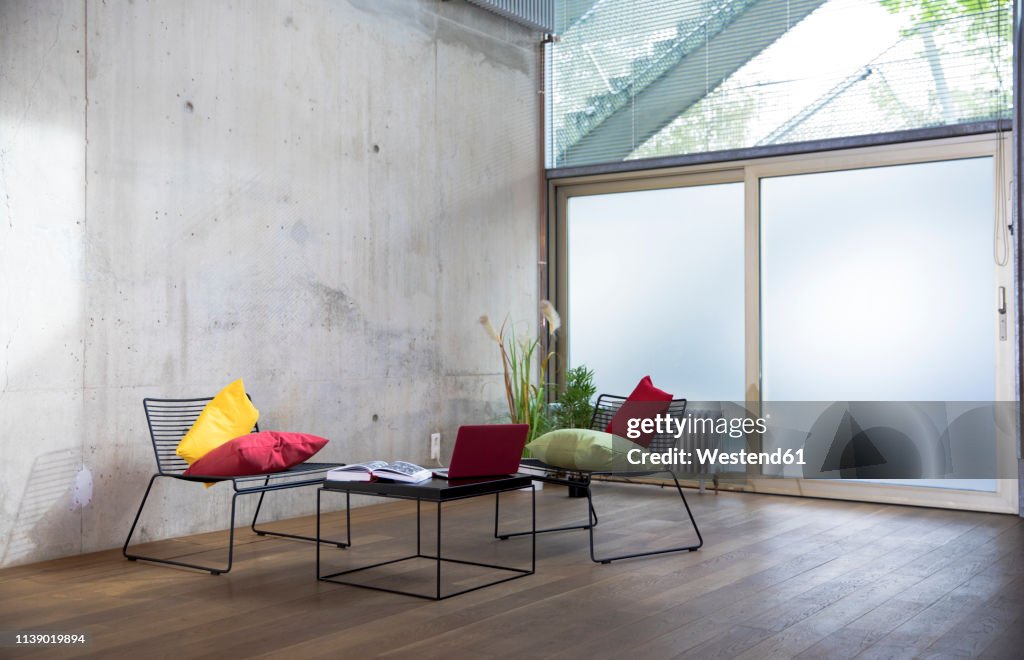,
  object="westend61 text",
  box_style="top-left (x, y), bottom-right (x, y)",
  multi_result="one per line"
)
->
top-left (627, 447), bottom-right (806, 467)
top-left (625, 413), bottom-right (768, 440)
